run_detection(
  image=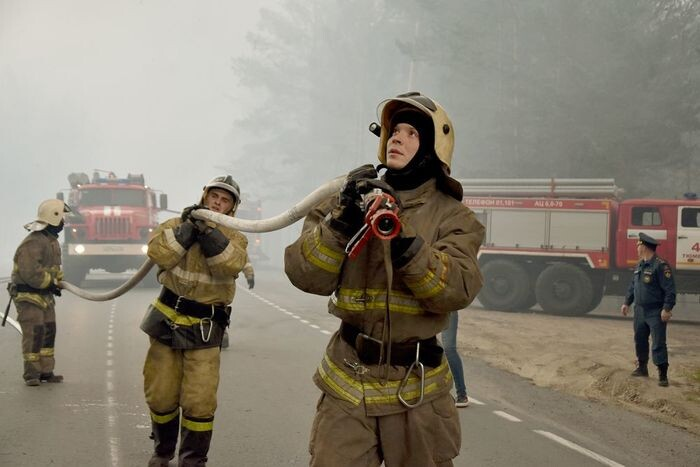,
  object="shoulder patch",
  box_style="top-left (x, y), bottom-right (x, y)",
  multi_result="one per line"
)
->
top-left (664, 267), bottom-right (672, 279)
